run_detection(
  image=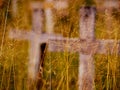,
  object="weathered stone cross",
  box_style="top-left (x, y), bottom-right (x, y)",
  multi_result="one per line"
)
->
top-left (9, 2), bottom-right (120, 90)
top-left (9, 0), bottom-right (68, 88)
top-left (48, 7), bottom-right (120, 90)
